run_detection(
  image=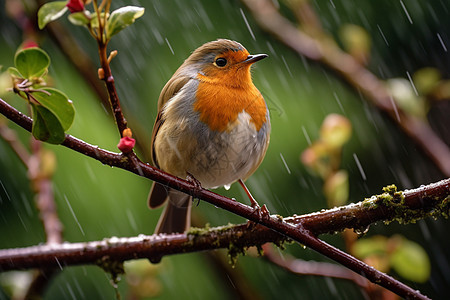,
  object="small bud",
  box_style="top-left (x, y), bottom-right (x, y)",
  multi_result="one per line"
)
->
top-left (40, 149), bottom-right (57, 178)
top-left (386, 78), bottom-right (426, 118)
top-left (300, 141), bottom-right (332, 179)
top-left (320, 114), bottom-right (352, 149)
top-left (413, 67), bottom-right (441, 96)
top-left (122, 128), bottom-right (133, 138)
top-left (339, 24), bottom-right (371, 65)
top-left (98, 68), bottom-right (105, 80)
top-left (118, 136), bottom-right (135, 154)
top-left (66, 0), bottom-right (84, 13)
top-left (108, 50), bottom-right (118, 64)
top-left (323, 170), bottom-right (349, 207)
